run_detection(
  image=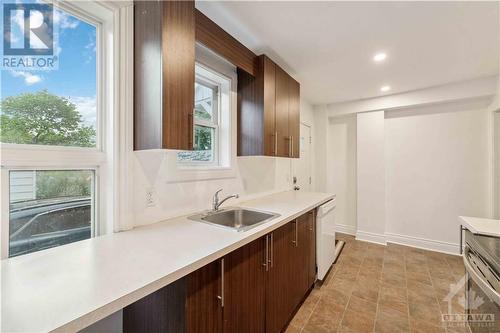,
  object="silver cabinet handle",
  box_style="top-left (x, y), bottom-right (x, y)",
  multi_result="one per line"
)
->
top-left (217, 258), bottom-right (225, 307)
top-left (270, 233), bottom-right (274, 268)
top-left (263, 235), bottom-right (269, 271)
top-left (292, 221), bottom-right (298, 247)
top-left (290, 136), bottom-right (294, 157)
top-left (309, 211), bottom-right (314, 231)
